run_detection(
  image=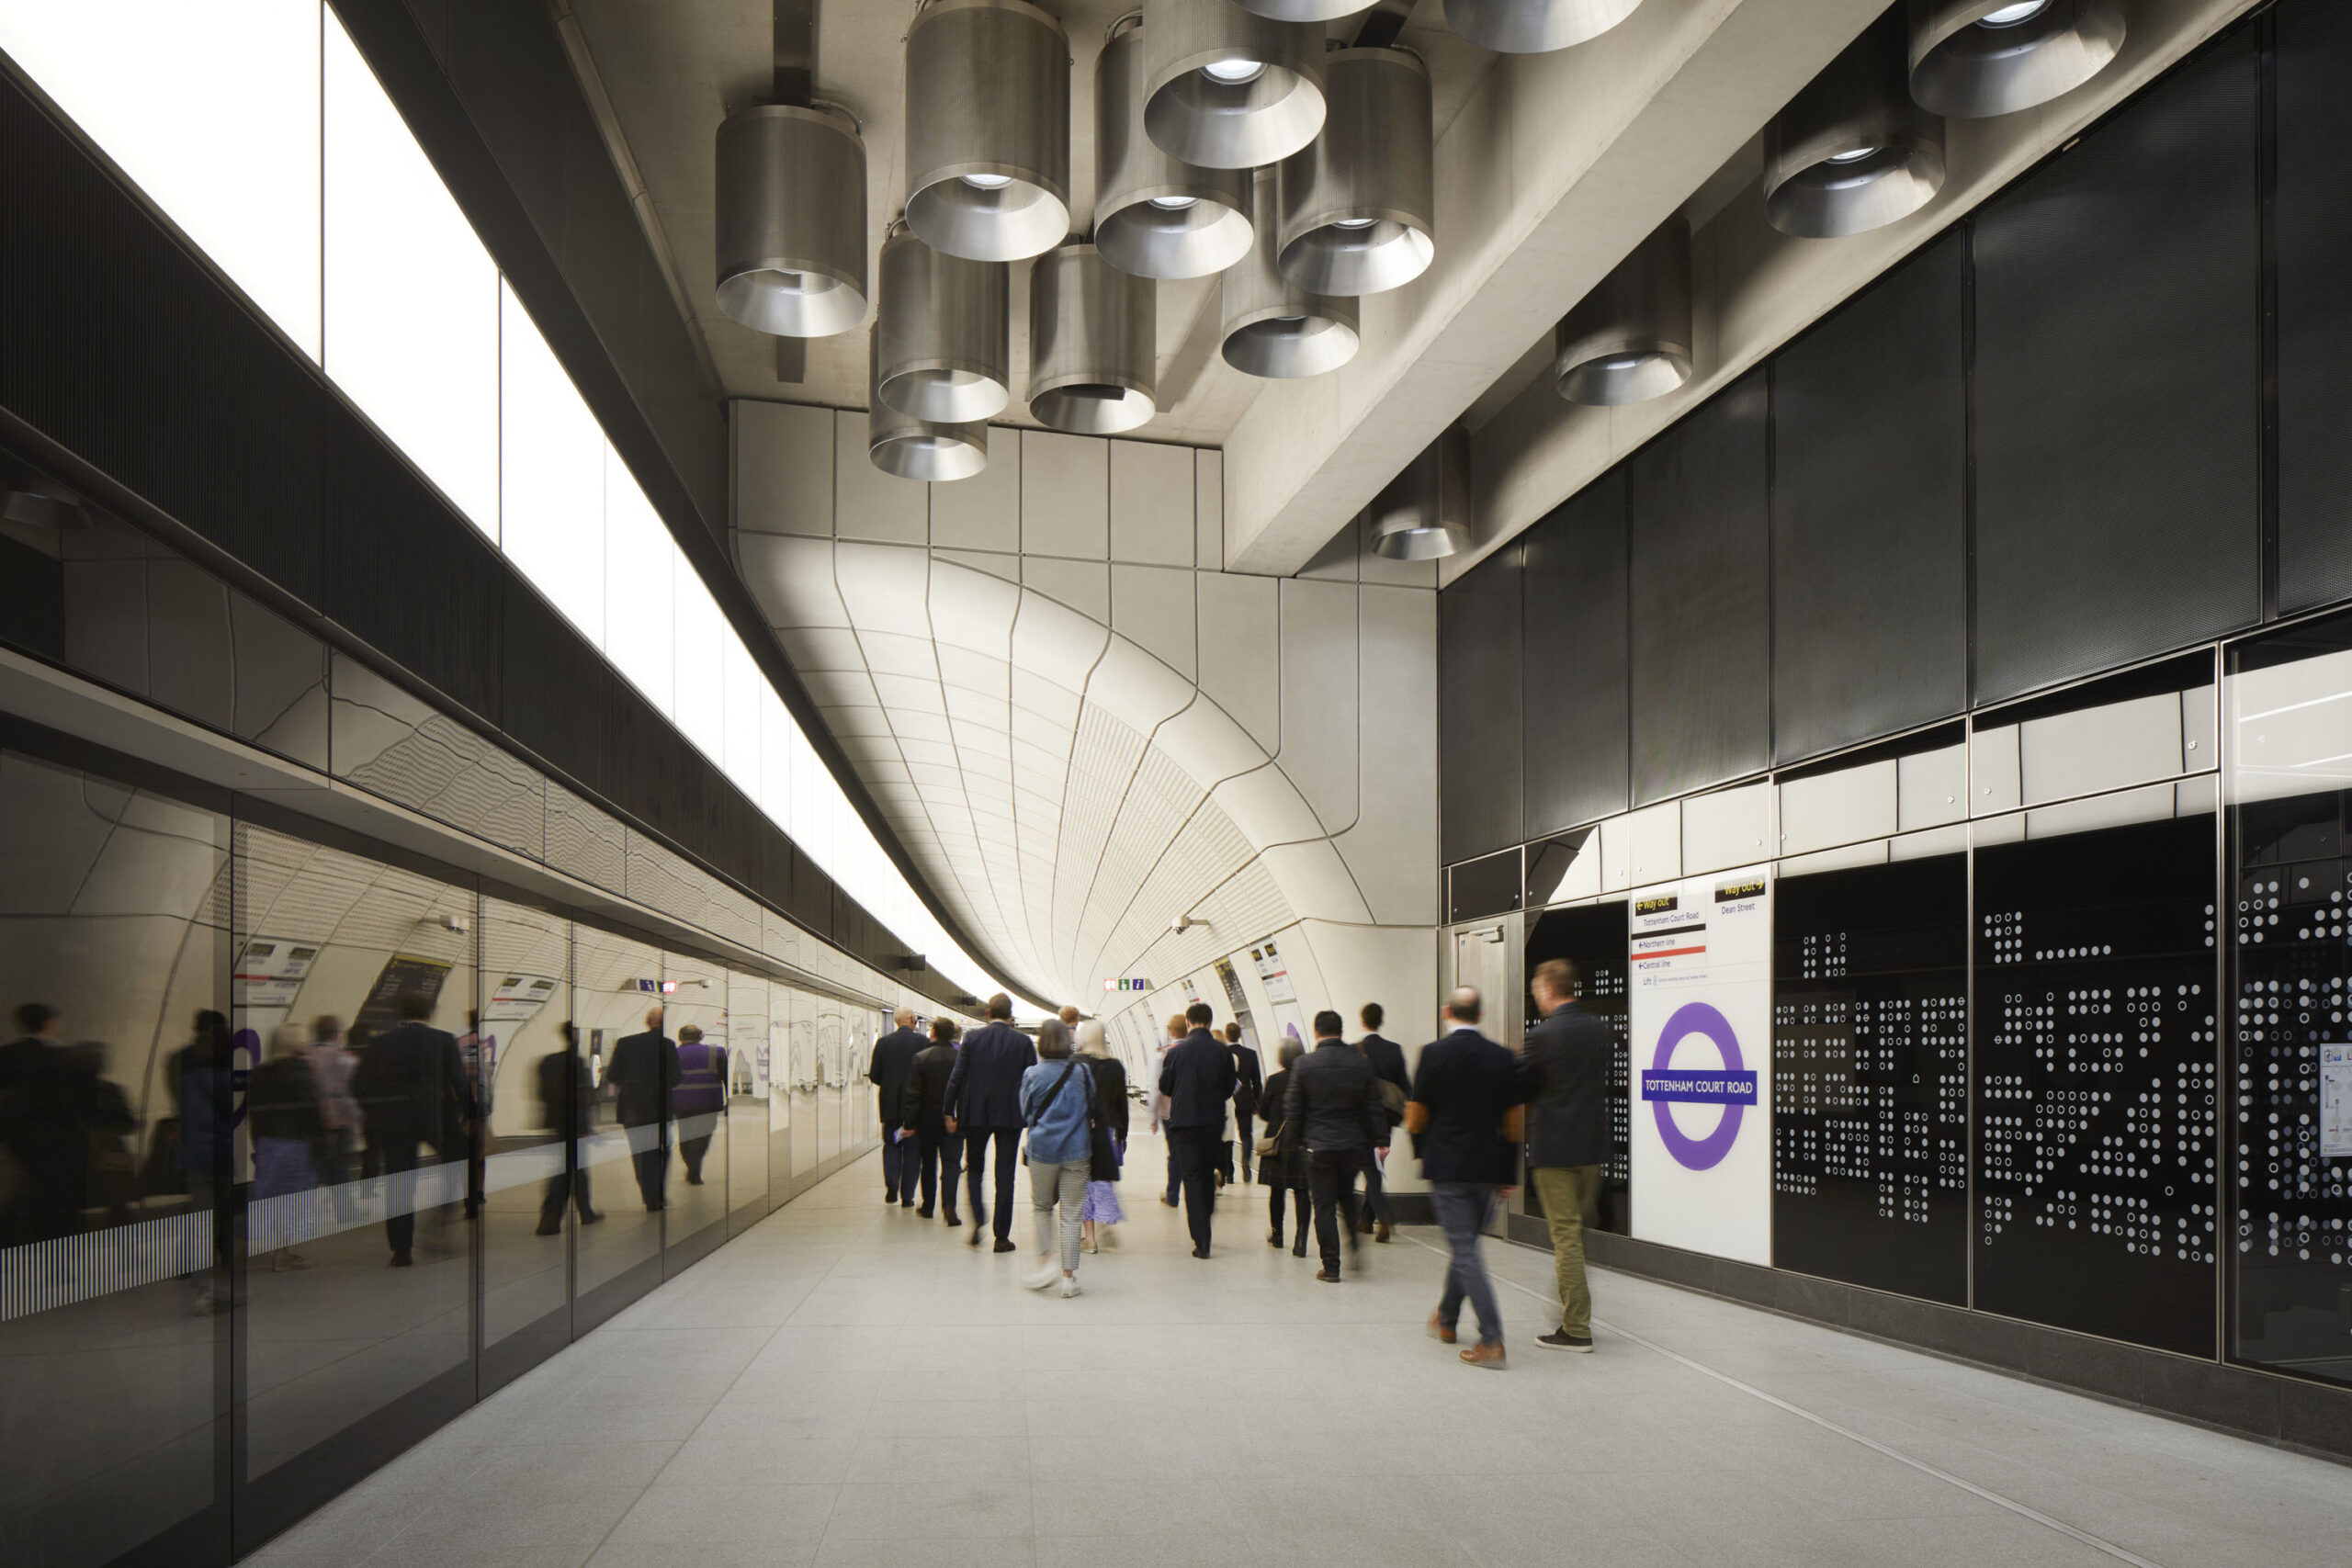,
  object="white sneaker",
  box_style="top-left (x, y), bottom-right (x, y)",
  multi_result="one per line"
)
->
top-left (1059, 1277), bottom-right (1082, 1299)
top-left (1023, 1261), bottom-right (1060, 1291)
